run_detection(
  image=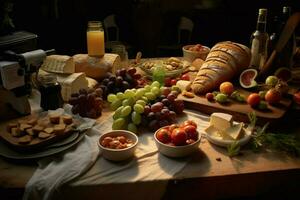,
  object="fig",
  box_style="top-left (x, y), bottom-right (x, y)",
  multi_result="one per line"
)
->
top-left (275, 80), bottom-right (289, 95)
top-left (274, 67), bottom-right (292, 82)
top-left (239, 69), bottom-right (258, 88)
